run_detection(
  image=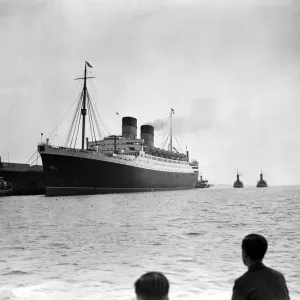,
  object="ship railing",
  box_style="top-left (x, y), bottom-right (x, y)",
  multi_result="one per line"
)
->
top-left (43, 144), bottom-right (98, 154)
top-left (58, 147), bottom-right (96, 154)
top-left (141, 153), bottom-right (188, 165)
